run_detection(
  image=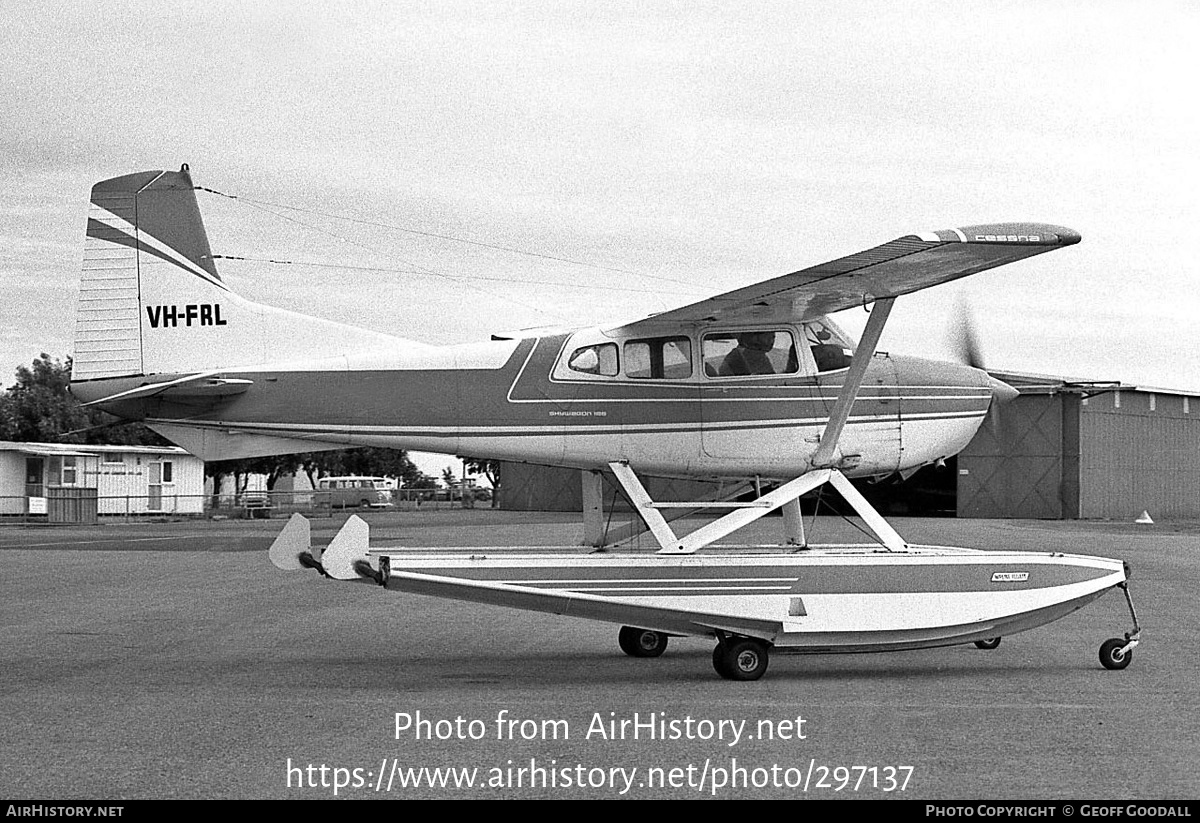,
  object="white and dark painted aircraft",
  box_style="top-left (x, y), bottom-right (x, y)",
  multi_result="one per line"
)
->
top-left (70, 167), bottom-right (1141, 680)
